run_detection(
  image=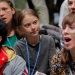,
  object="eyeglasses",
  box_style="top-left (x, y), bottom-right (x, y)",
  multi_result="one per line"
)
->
top-left (0, 9), bottom-right (11, 14)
